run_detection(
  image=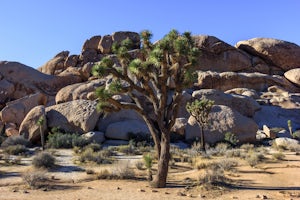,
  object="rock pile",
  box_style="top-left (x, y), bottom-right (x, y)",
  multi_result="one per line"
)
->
top-left (1, 31), bottom-right (300, 145)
